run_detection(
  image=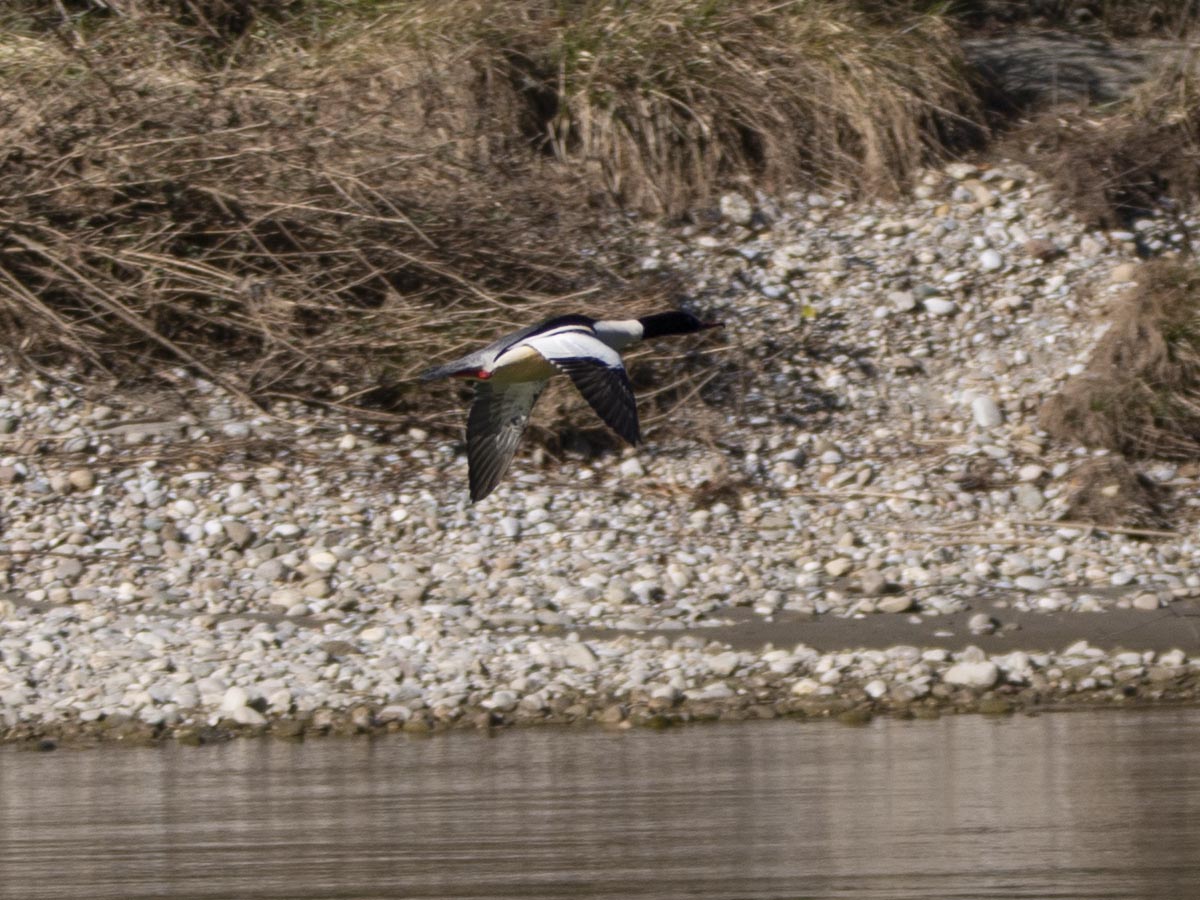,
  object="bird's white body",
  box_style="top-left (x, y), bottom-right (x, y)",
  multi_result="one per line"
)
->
top-left (438, 317), bottom-right (644, 384)
top-left (485, 344), bottom-right (558, 384)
